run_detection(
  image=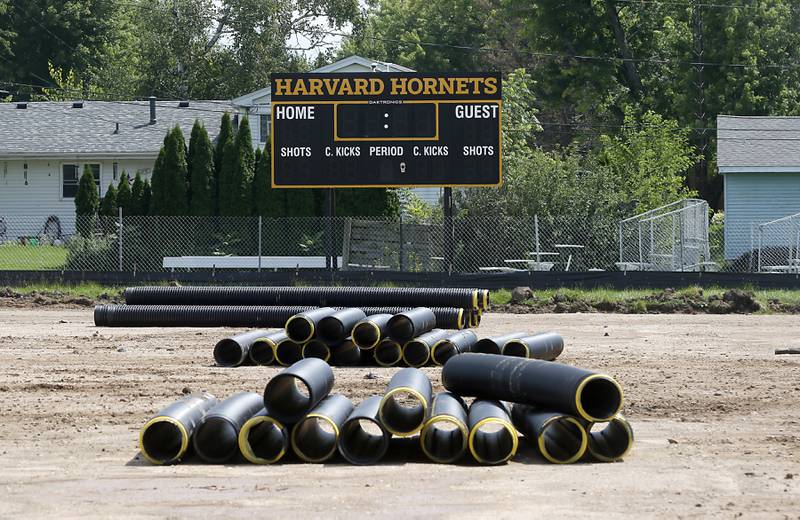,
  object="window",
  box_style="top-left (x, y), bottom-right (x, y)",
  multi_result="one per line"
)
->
top-left (260, 113), bottom-right (271, 143)
top-left (113, 162), bottom-right (119, 181)
top-left (62, 163), bottom-right (100, 199)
